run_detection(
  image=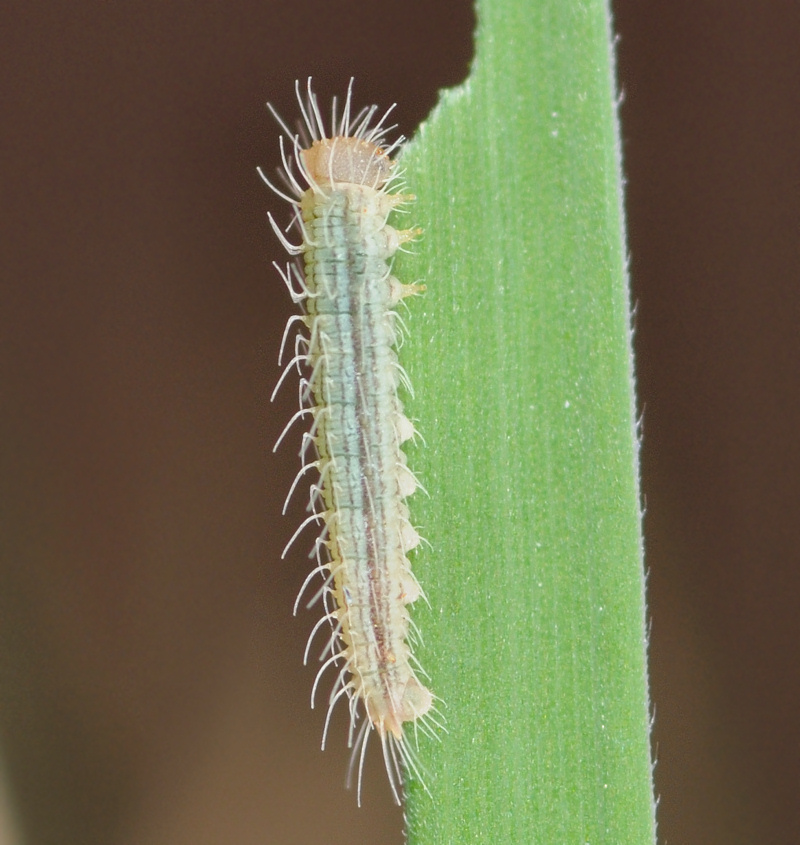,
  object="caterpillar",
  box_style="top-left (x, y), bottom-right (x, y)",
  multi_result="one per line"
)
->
top-left (259, 79), bottom-right (440, 805)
